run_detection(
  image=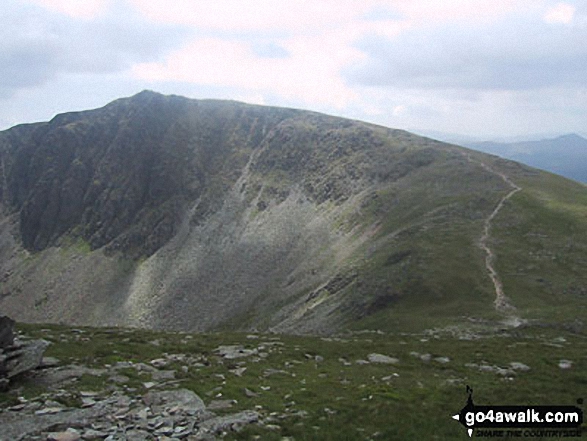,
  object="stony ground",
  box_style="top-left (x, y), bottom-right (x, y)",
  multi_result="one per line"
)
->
top-left (1, 323), bottom-right (586, 440)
